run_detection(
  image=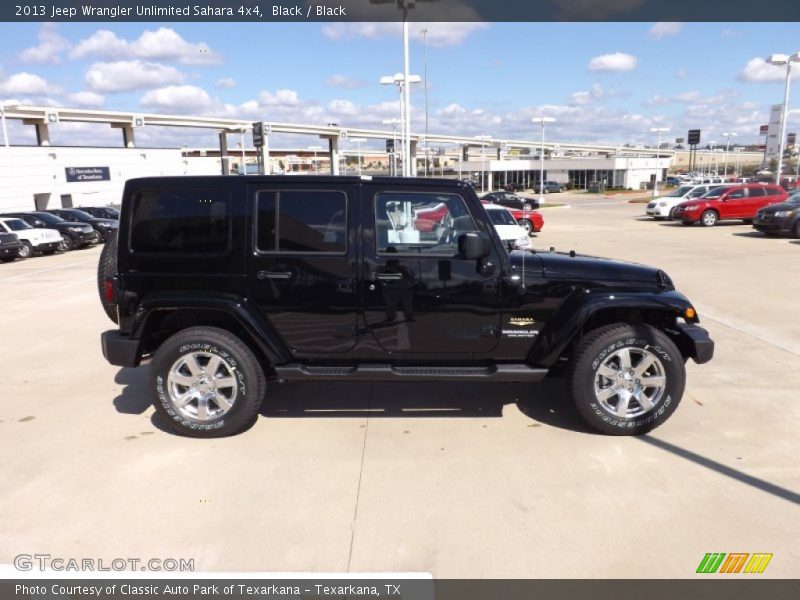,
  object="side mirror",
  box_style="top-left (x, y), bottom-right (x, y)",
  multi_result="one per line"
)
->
top-left (459, 231), bottom-right (491, 260)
